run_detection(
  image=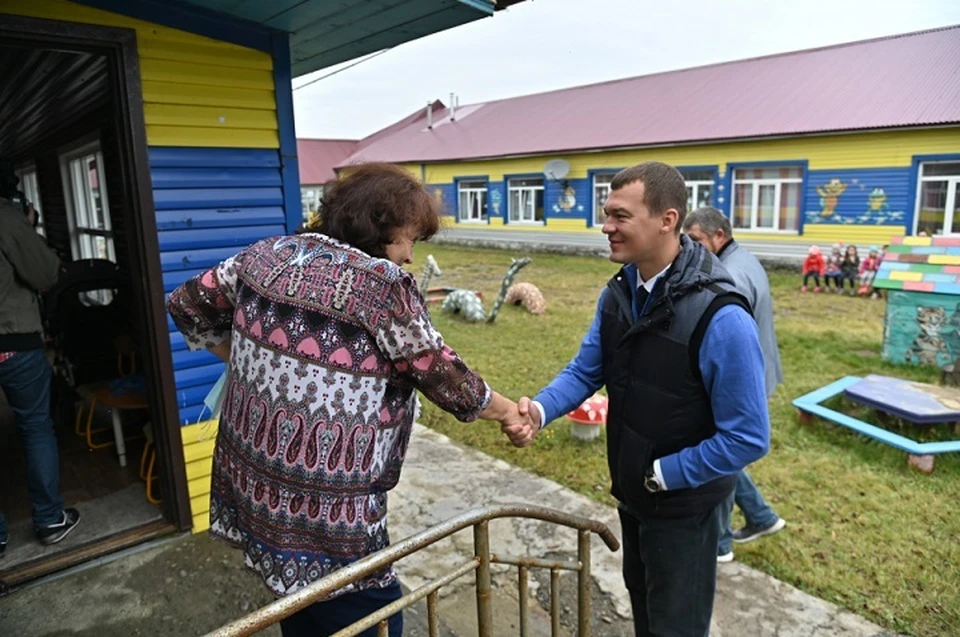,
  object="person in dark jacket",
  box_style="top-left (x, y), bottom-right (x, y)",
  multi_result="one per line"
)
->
top-left (0, 166), bottom-right (80, 557)
top-left (518, 162), bottom-right (770, 637)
